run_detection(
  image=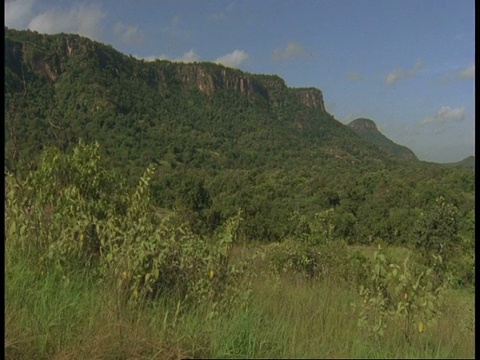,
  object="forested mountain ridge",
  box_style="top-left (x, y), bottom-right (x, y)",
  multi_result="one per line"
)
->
top-left (4, 28), bottom-right (474, 244)
top-left (348, 118), bottom-right (418, 160)
top-left (4, 28), bottom-right (397, 168)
